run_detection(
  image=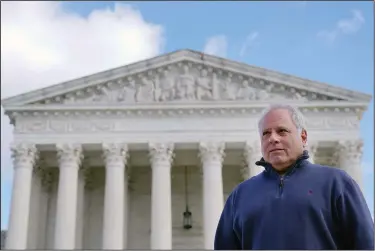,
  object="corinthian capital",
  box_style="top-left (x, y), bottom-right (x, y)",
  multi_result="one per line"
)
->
top-left (102, 143), bottom-right (128, 166)
top-left (306, 141), bottom-right (318, 162)
top-left (243, 141), bottom-right (261, 162)
top-left (336, 139), bottom-right (363, 162)
top-left (199, 141), bottom-right (225, 164)
top-left (56, 143), bottom-right (83, 167)
top-left (148, 142), bottom-right (174, 165)
top-left (10, 143), bottom-right (39, 168)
